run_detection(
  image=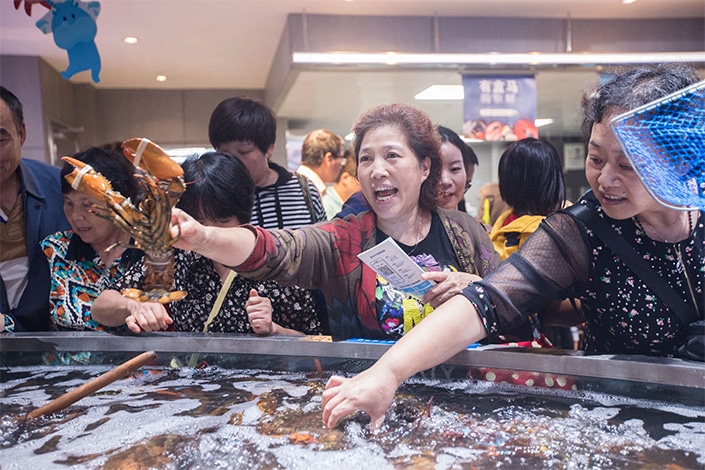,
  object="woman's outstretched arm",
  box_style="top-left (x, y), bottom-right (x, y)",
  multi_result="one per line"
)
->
top-left (321, 294), bottom-right (487, 429)
top-left (170, 208), bottom-right (256, 267)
